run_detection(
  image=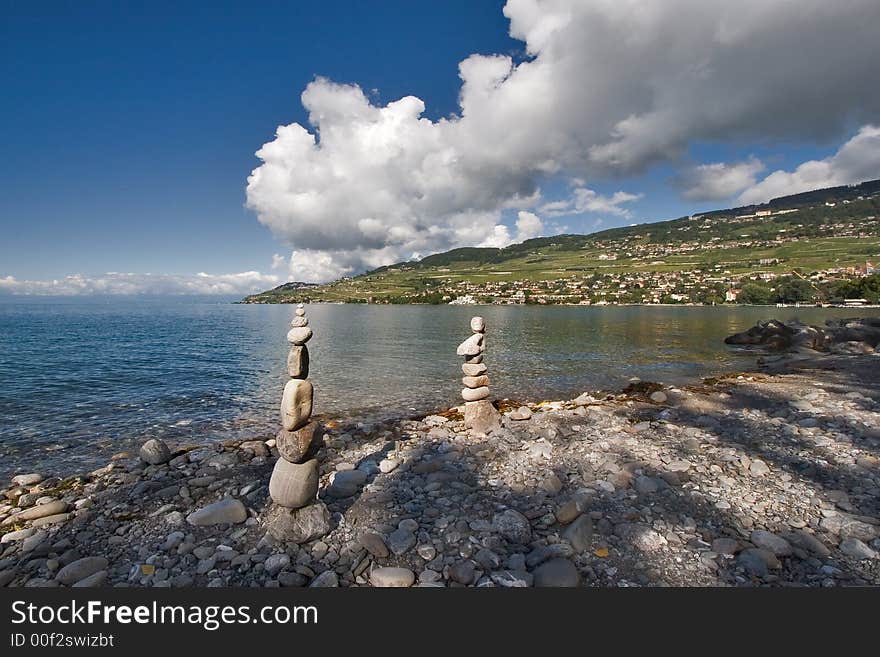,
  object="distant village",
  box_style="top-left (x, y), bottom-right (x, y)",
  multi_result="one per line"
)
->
top-left (390, 202), bottom-right (880, 307)
top-left (440, 262), bottom-right (876, 307)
